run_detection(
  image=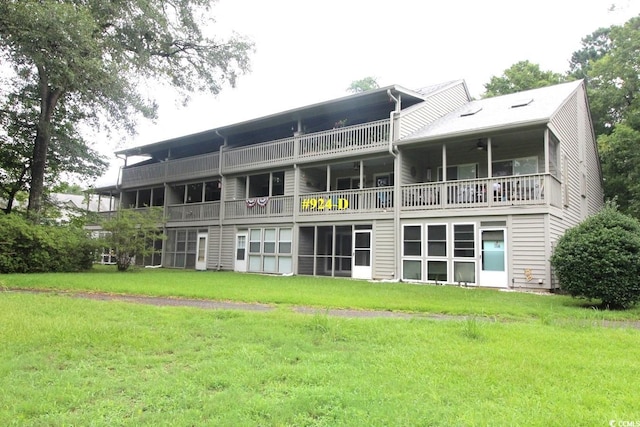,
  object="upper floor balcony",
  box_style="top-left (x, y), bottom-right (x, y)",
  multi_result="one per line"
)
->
top-left (120, 152), bottom-right (220, 189)
top-left (119, 120), bottom-right (391, 188)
